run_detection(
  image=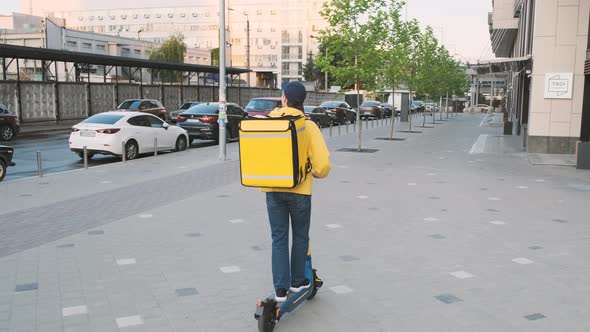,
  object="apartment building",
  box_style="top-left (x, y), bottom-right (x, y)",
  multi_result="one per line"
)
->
top-left (0, 13), bottom-right (211, 82)
top-left (52, 0), bottom-right (328, 87)
top-left (487, 0), bottom-right (590, 168)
